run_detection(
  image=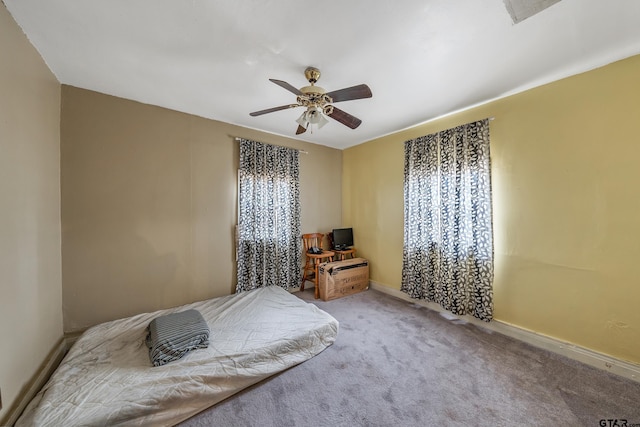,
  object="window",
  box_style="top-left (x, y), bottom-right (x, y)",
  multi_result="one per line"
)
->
top-left (236, 139), bottom-right (301, 292)
top-left (401, 119), bottom-right (494, 321)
